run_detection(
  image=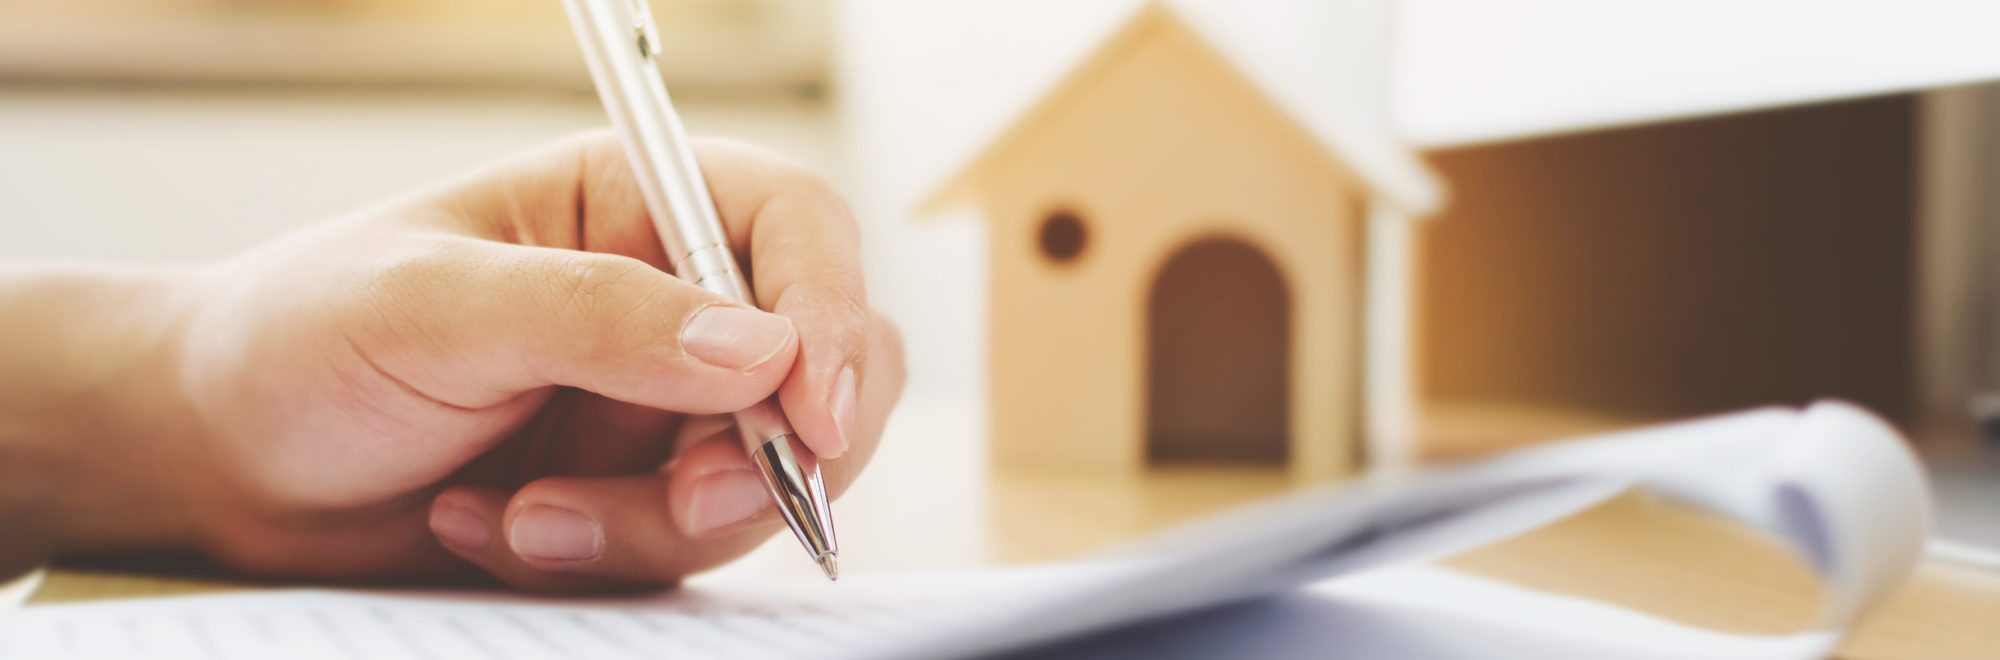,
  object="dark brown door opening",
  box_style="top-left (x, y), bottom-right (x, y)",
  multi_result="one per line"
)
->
top-left (1146, 237), bottom-right (1291, 465)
